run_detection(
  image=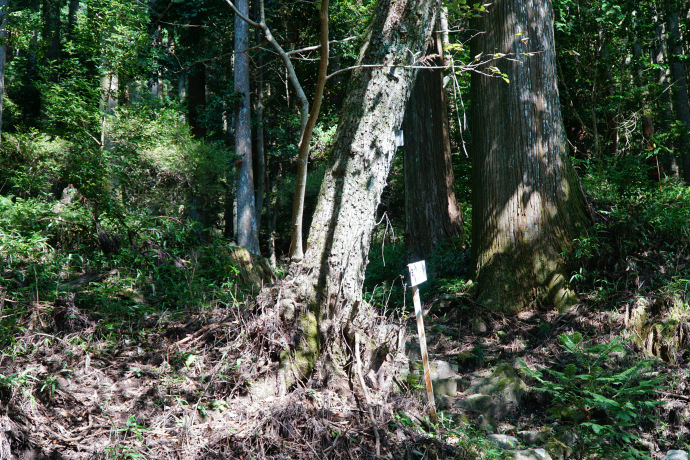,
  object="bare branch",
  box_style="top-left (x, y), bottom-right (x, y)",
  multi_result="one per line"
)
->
top-left (286, 35), bottom-right (360, 56)
top-left (224, 0), bottom-right (260, 28)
